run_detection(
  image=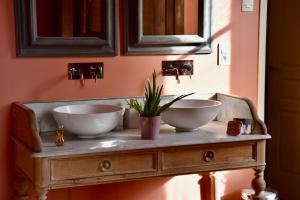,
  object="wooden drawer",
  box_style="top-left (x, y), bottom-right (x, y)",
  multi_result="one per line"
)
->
top-left (162, 143), bottom-right (256, 170)
top-left (50, 152), bottom-right (157, 181)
